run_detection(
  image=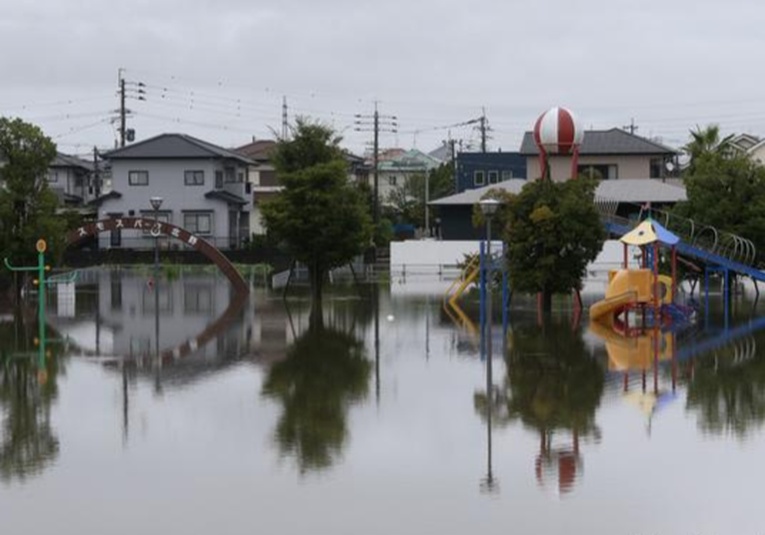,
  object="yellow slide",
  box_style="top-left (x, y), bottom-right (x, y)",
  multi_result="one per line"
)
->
top-left (589, 291), bottom-right (635, 322)
top-left (589, 269), bottom-right (673, 322)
